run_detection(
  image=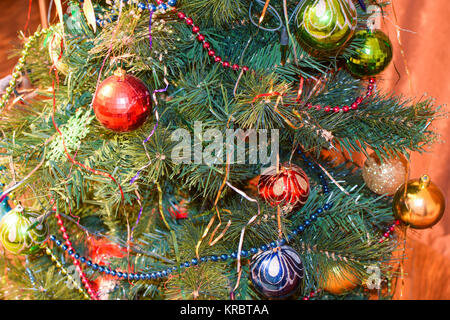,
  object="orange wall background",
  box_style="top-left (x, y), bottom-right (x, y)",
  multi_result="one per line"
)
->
top-left (0, 0), bottom-right (449, 299)
top-left (383, 0), bottom-right (450, 300)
